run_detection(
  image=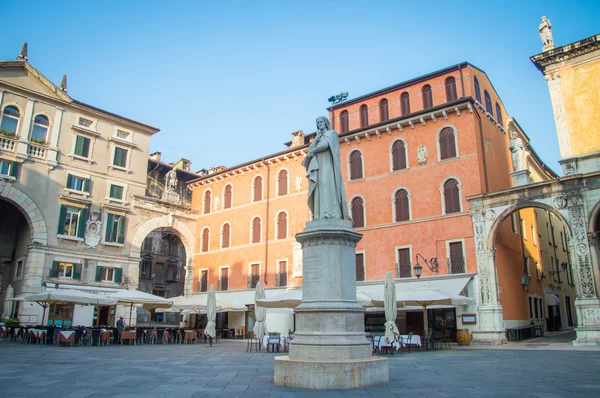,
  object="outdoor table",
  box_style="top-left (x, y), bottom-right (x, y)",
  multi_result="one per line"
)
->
top-left (262, 335), bottom-right (283, 349)
top-left (377, 335), bottom-right (400, 351)
top-left (57, 330), bottom-right (75, 345)
top-left (120, 331), bottom-right (136, 345)
top-left (101, 331), bottom-right (111, 344)
top-left (400, 334), bottom-right (422, 347)
top-left (185, 330), bottom-right (197, 343)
